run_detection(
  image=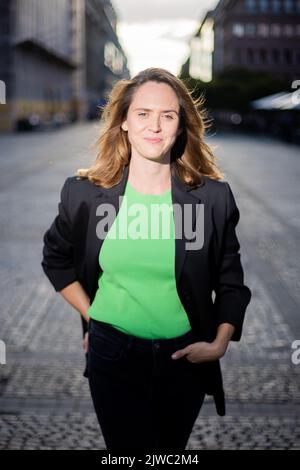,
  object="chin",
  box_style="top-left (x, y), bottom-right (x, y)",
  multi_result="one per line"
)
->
top-left (139, 150), bottom-right (162, 159)
top-left (135, 146), bottom-right (169, 160)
